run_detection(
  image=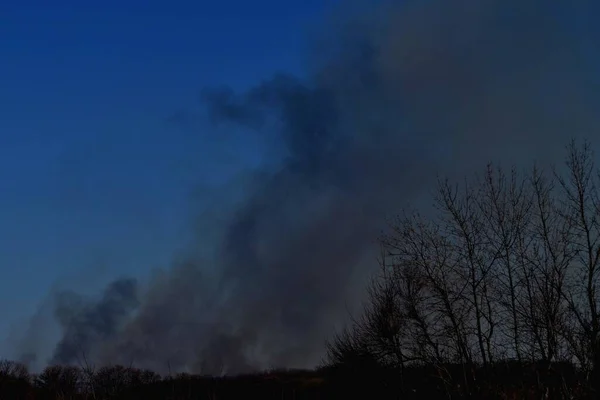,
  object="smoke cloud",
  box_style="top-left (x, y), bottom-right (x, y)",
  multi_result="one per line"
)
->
top-left (50, 278), bottom-right (139, 366)
top-left (13, 0), bottom-right (600, 374)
